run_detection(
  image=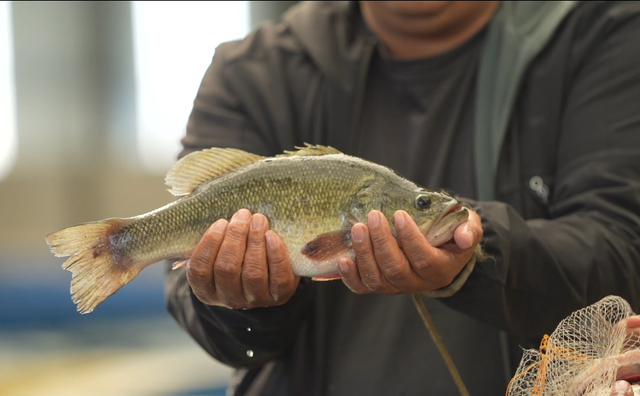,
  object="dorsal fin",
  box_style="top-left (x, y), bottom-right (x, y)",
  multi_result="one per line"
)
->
top-left (277, 143), bottom-right (343, 157)
top-left (166, 148), bottom-right (264, 196)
